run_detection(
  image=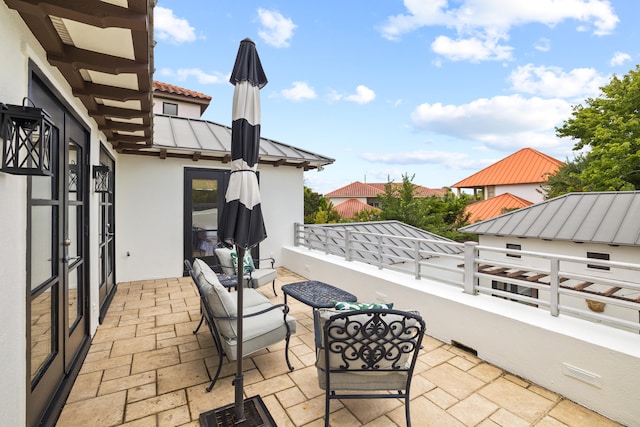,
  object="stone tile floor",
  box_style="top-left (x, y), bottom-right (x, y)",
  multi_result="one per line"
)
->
top-left (57, 268), bottom-right (623, 426)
